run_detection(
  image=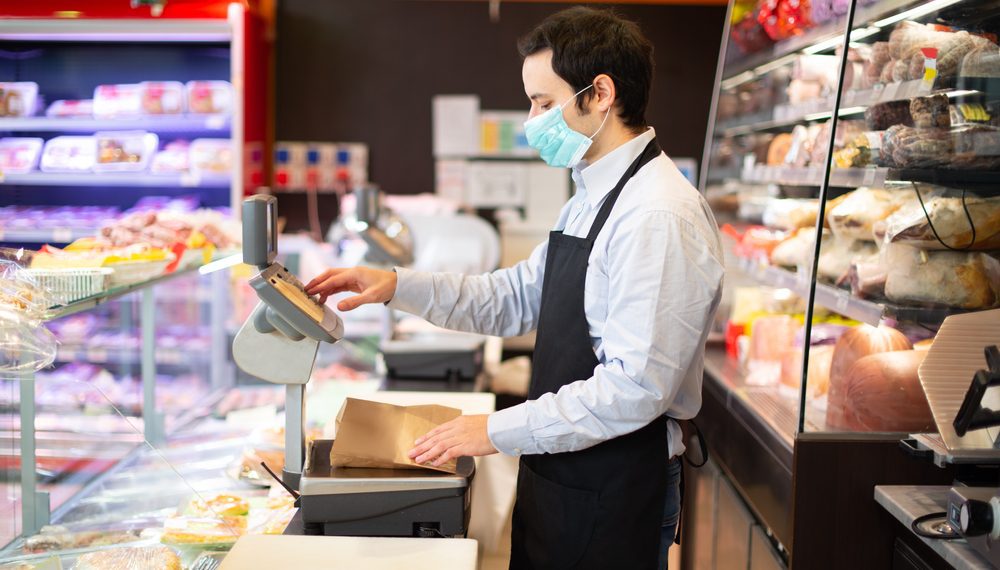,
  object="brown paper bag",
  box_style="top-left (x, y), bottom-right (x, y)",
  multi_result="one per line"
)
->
top-left (329, 397), bottom-right (462, 474)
